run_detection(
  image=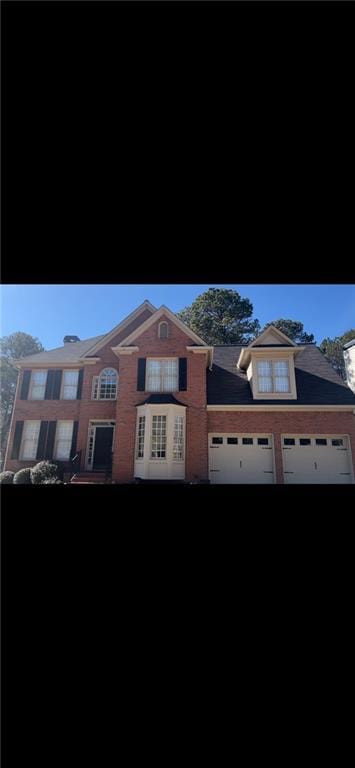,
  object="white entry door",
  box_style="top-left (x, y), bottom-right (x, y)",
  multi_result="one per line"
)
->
top-left (282, 435), bottom-right (353, 484)
top-left (209, 434), bottom-right (274, 484)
